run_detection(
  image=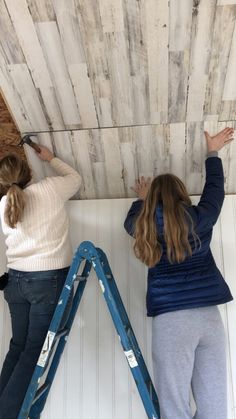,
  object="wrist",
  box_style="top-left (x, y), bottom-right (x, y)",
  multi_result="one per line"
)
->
top-left (47, 155), bottom-right (55, 162)
top-left (207, 150), bottom-right (218, 158)
top-left (207, 147), bottom-right (218, 153)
